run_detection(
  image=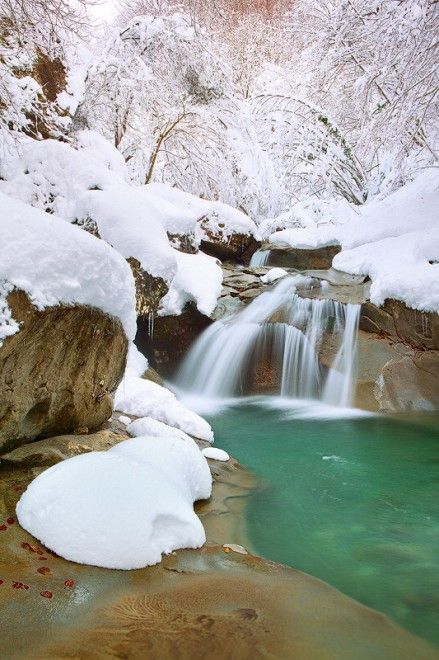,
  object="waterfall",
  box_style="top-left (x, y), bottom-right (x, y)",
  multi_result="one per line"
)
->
top-left (177, 276), bottom-right (360, 408)
top-left (250, 249), bottom-right (270, 267)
